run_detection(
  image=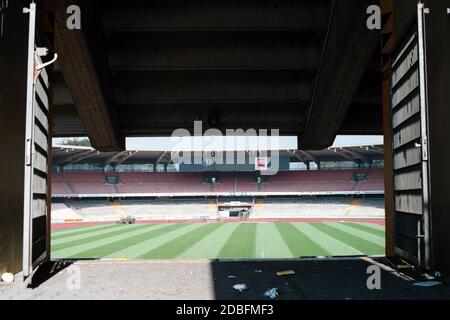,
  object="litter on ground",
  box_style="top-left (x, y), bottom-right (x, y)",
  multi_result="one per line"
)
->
top-left (264, 288), bottom-right (279, 299)
top-left (276, 270), bottom-right (295, 276)
top-left (233, 284), bottom-right (248, 292)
